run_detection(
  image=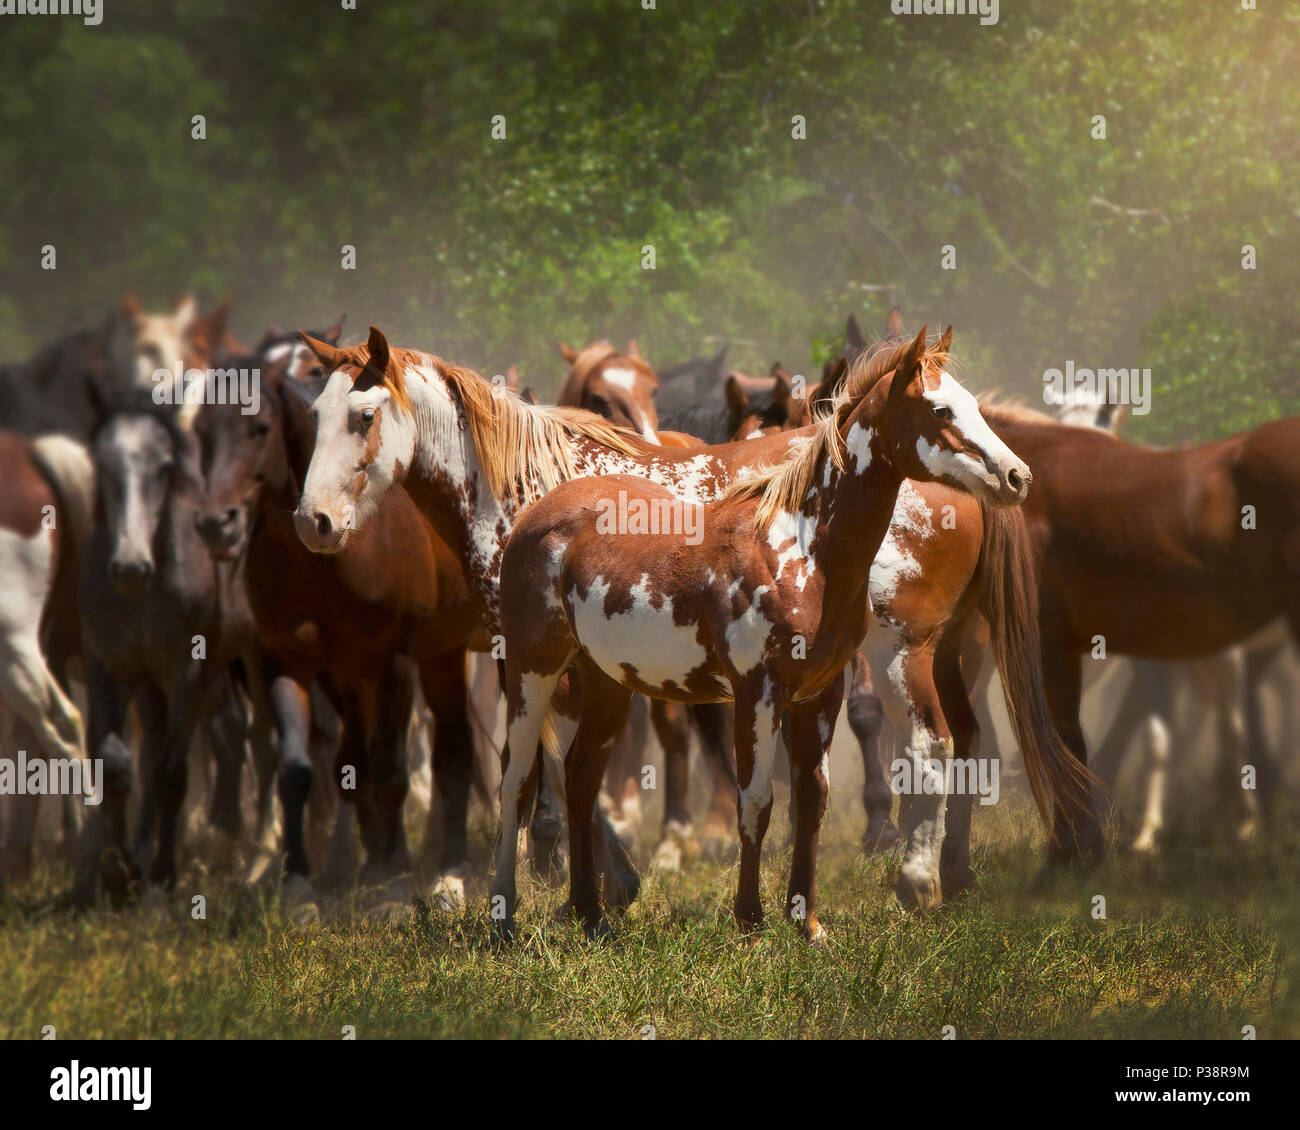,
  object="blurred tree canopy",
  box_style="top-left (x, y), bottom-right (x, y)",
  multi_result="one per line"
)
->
top-left (0, 0), bottom-right (1295, 442)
